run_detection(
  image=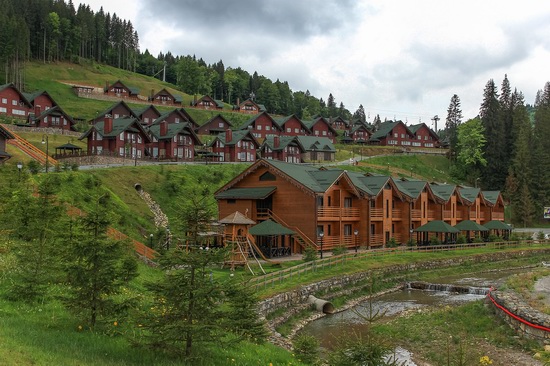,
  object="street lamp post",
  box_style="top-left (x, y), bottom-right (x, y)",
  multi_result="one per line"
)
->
top-left (475, 177), bottom-right (480, 188)
top-left (16, 162), bottom-right (23, 181)
top-left (149, 233), bottom-right (154, 248)
top-left (41, 134), bottom-right (49, 173)
top-left (319, 231), bottom-right (324, 259)
top-left (354, 229), bottom-right (359, 253)
top-left (203, 143), bottom-right (208, 165)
